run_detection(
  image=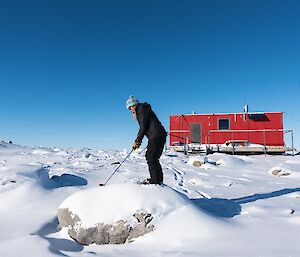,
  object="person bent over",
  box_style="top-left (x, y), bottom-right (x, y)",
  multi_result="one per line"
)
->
top-left (126, 95), bottom-right (166, 185)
